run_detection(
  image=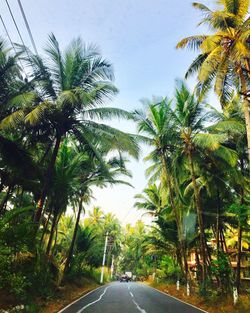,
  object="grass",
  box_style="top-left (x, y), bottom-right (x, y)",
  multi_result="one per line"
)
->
top-left (149, 281), bottom-right (250, 313)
